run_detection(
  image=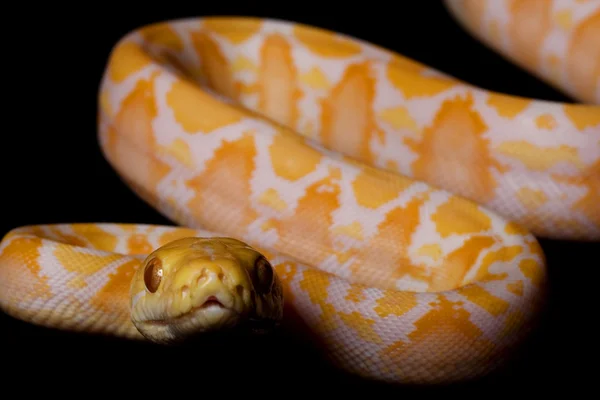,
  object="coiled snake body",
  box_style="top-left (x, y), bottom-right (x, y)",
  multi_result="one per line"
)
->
top-left (1, 0), bottom-right (599, 385)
